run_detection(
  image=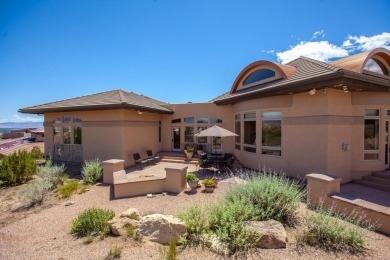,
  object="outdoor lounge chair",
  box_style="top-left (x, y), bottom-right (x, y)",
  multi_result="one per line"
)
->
top-left (146, 150), bottom-right (160, 164)
top-left (133, 153), bottom-right (149, 168)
